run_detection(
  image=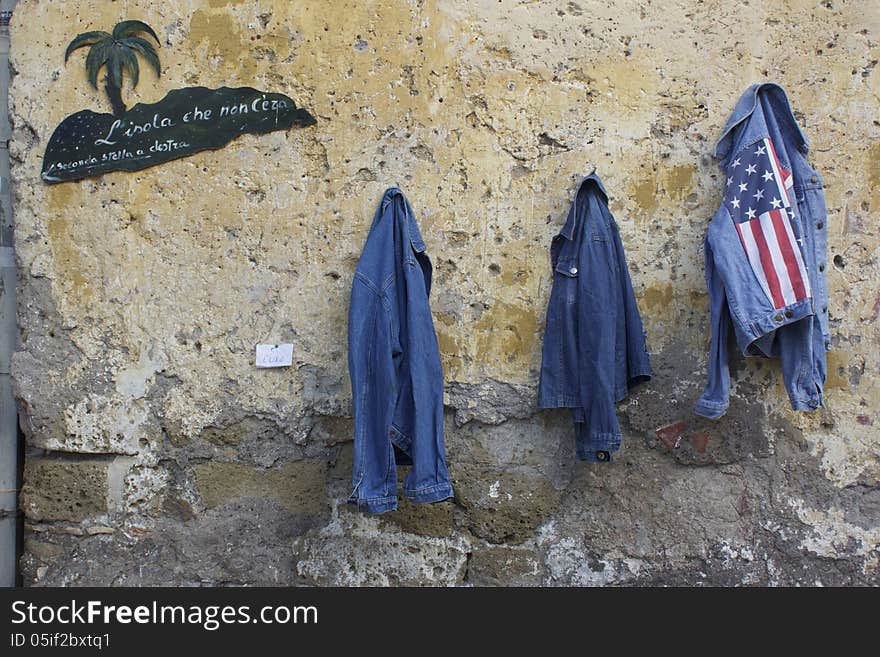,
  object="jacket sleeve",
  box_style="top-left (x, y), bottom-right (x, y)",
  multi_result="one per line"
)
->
top-left (348, 276), bottom-right (398, 500)
top-left (694, 237), bottom-right (731, 419)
